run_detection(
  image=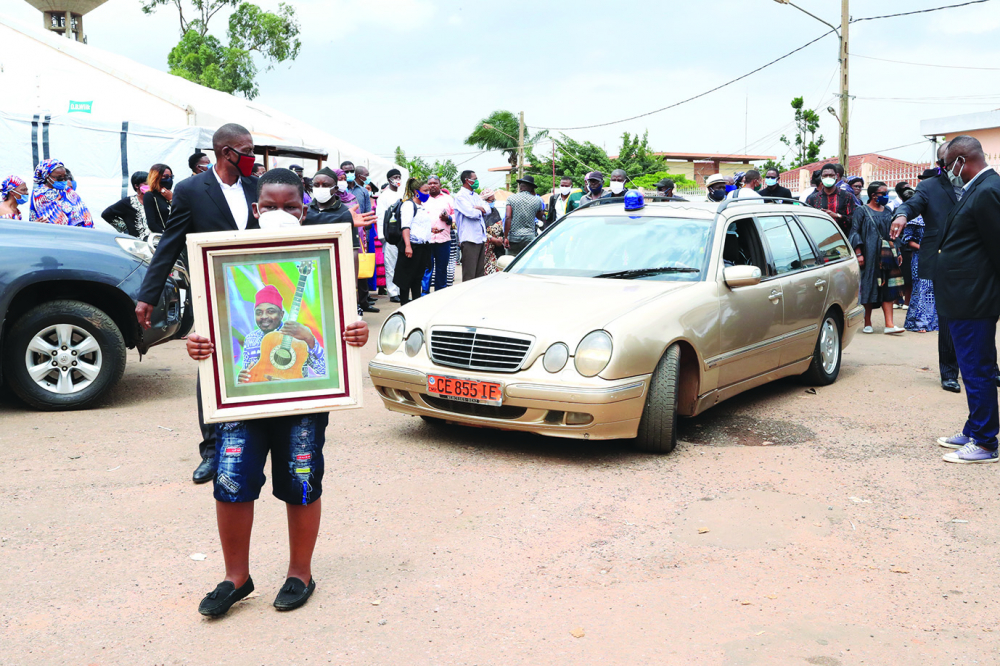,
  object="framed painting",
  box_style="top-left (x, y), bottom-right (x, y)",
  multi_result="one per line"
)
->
top-left (186, 226), bottom-right (361, 423)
